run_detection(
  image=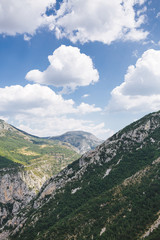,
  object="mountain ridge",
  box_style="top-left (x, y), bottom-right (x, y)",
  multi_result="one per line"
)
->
top-left (3, 110), bottom-right (160, 240)
top-left (0, 119), bottom-right (104, 239)
top-left (0, 119), bottom-right (81, 235)
top-left (0, 119), bottom-right (103, 154)
top-left (45, 130), bottom-right (103, 154)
